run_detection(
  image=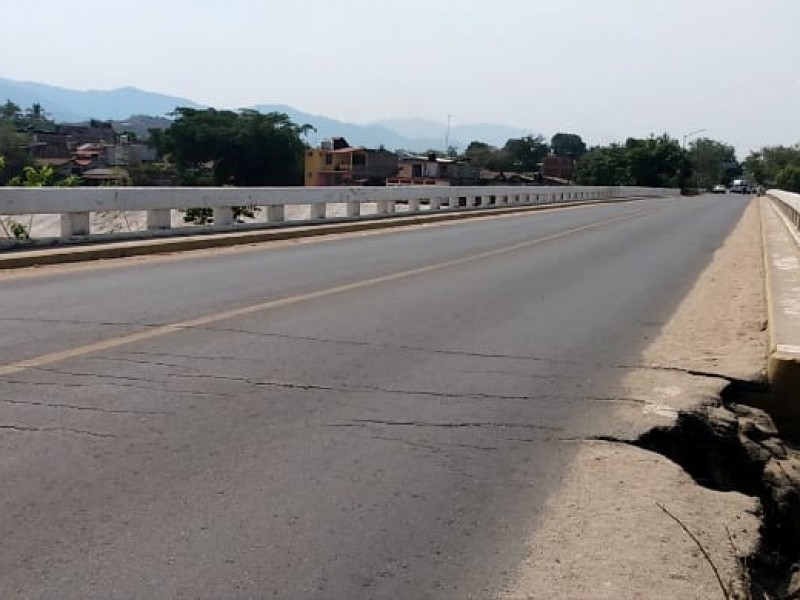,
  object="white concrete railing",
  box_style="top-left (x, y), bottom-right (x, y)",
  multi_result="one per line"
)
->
top-left (768, 189), bottom-right (800, 231)
top-left (0, 185), bottom-right (679, 241)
